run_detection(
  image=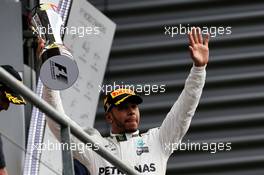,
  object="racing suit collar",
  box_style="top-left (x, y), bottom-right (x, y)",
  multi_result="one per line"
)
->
top-left (110, 130), bottom-right (139, 142)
